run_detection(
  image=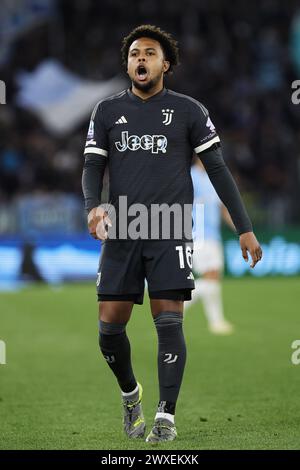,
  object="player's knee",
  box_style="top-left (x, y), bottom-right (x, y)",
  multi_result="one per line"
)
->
top-left (151, 299), bottom-right (183, 317)
top-left (98, 301), bottom-right (132, 323)
top-left (98, 301), bottom-right (113, 321)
